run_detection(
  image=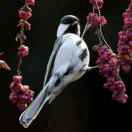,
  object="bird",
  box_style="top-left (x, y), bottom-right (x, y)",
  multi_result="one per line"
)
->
top-left (19, 15), bottom-right (96, 128)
